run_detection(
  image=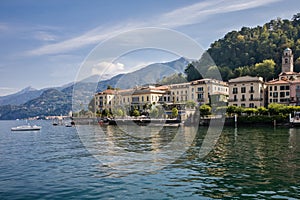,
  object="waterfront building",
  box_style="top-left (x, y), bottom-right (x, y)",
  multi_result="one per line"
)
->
top-left (95, 89), bottom-right (116, 111)
top-left (94, 78), bottom-right (228, 117)
top-left (266, 79), bottom-right (290, 105)
top-left (290, 80), bottom-right (300, 105)
top-left (169, 82), bottom-right (190, 103)
top-left (228, 76), bottom-right (265, 108)
top-left (190, 79), bottom-right (228, 106)
top-left (266, 48), bottom-right (300, 106)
